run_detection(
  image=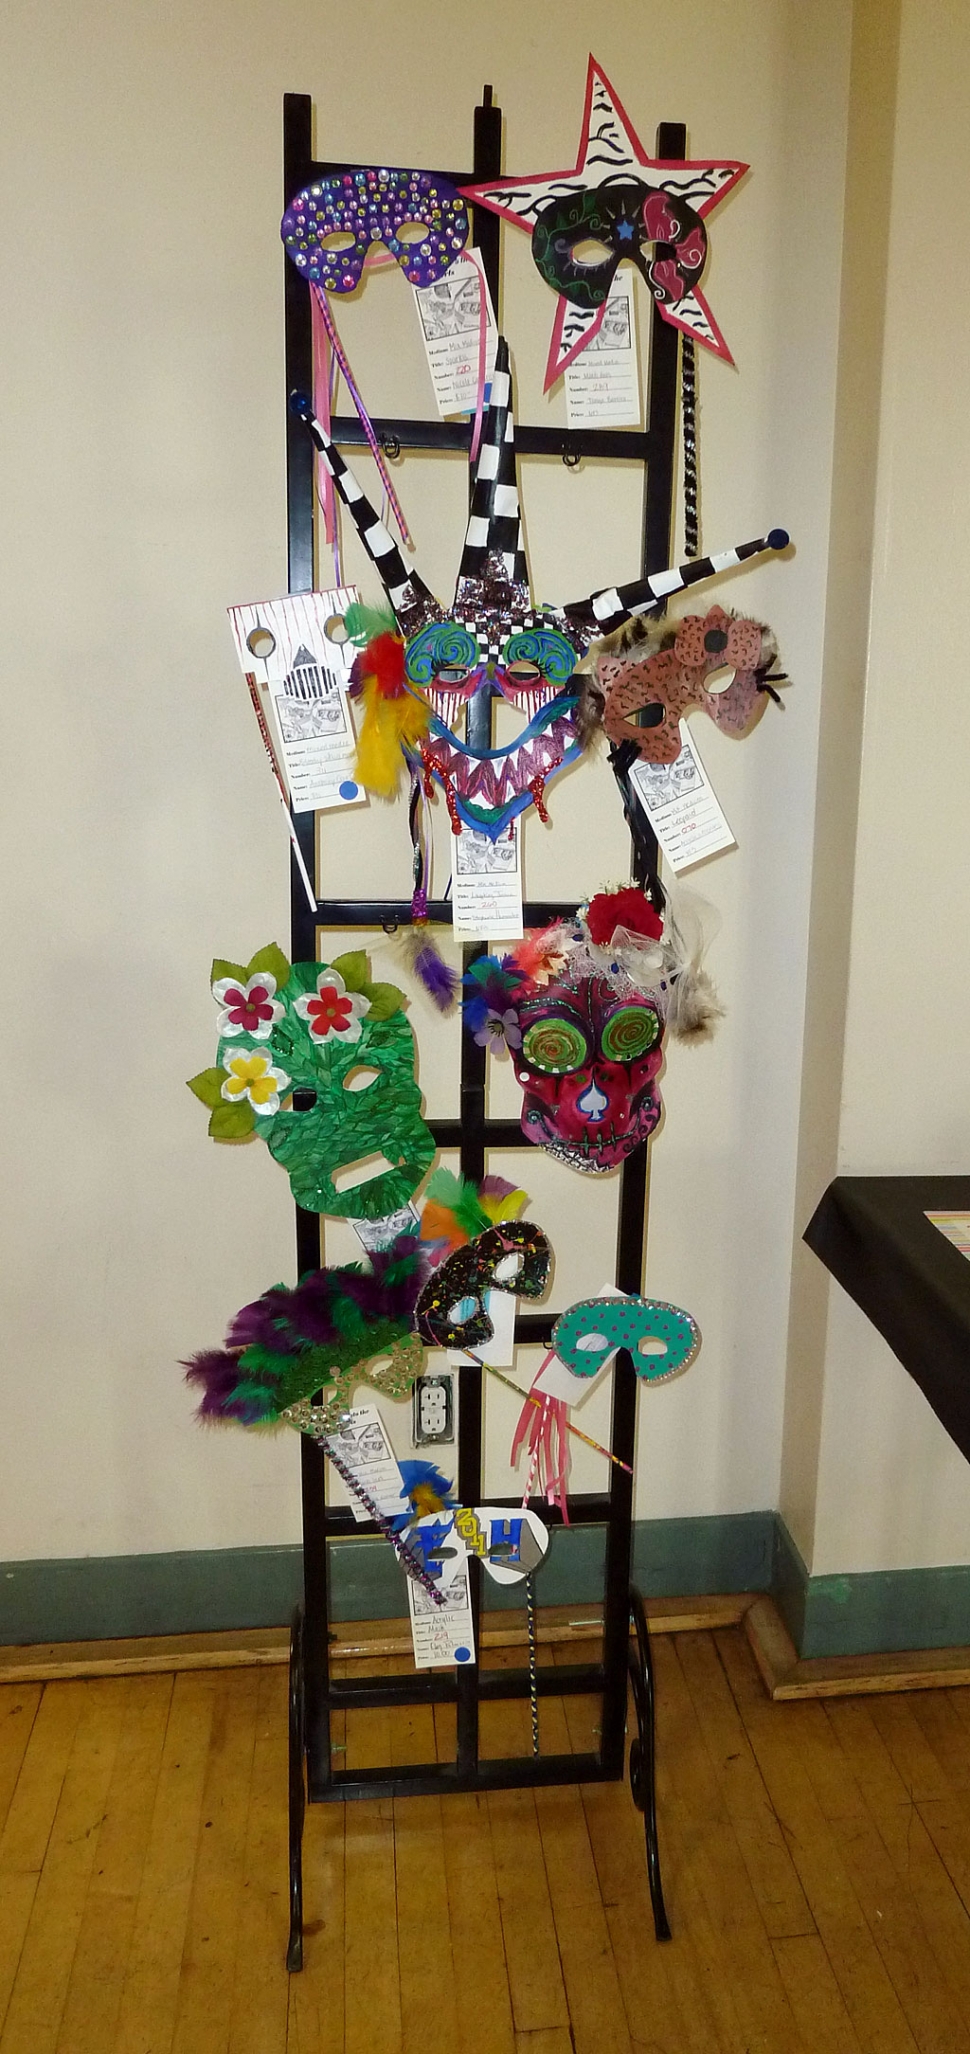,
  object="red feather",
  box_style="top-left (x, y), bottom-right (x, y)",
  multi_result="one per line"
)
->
top-left (350, 632), bottom-right (406, 700)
